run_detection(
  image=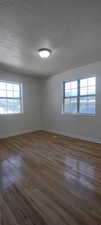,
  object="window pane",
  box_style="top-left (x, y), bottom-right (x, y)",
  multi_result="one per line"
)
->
top-left (0, 82), bottom-right (20, 98)
top-left (65, 89), bottom-right (77, 97)
top-left (0, 99), bottom-right (7, 114)
top-left (71, 81), bottom-right (77, 88)
top-left (8, 99), bottom-right (21, 114)
top-left (80, 88), bottom-right (87, 96)
top-left (13, 84), bottom-right (20, 91)
top-left (13, 91), bottom-right (20, 98)
top-left (7, 90), bottom-right (13, 98)
top-left (0, 89), bottom-right (6, 97)
top-left (6, 83), bottom-right (13, 91)
top-left (88, 77), bottom-right (96, 86)
top-left (0, 82), bottom-right (6, 90)
top-left (65, 82), bottom-right (71, 89)
top-left (80, 79), bottom-right (87, 87)
top-left (80, 77), bottom-right (96, 96)
top-left (80, 96), bottom-right (95, 114)
top-left (88, 86), bottom-right (96, 95)
top-left (64, 77), bottom-right (96, 115)
top-left (64, 98), bottom-right (77, 113)
top-left (0, 81), bottom-right (22, 114)
top-left (65, 81), bottom-right (77, 89)
top-left (65, 81), bottom-right (77, 97)
top-left (14, 99), bottom-right (21, 113)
